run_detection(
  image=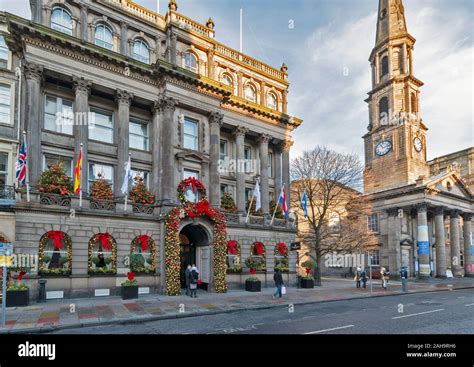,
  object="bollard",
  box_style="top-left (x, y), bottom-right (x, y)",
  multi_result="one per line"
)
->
top-left (402, 278), bottom-right (408, 292)
top-left (38, 279), bottom-right (47, 303)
